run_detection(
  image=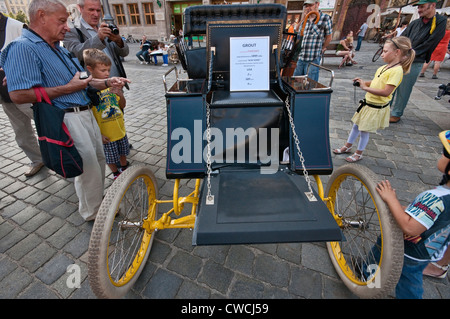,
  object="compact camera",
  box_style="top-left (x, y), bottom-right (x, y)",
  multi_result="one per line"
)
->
top-left (108, 24), bottom-right (119, 35)
top-left (353, 80), bottom-right (360, 87)
top-left (79, 71), bottom-right (89, 80)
